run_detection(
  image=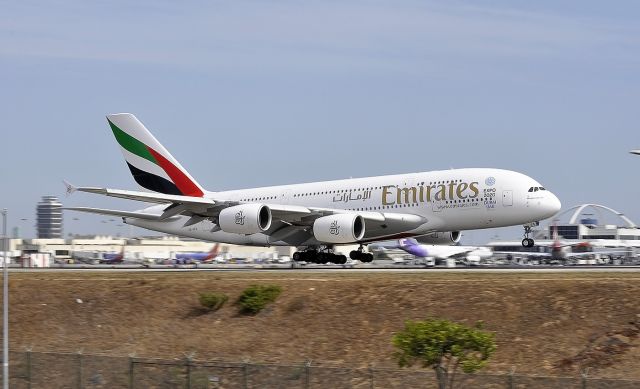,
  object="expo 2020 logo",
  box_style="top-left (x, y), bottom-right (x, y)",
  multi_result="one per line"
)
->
top-left (485, 177), bottom-right (496, 186)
